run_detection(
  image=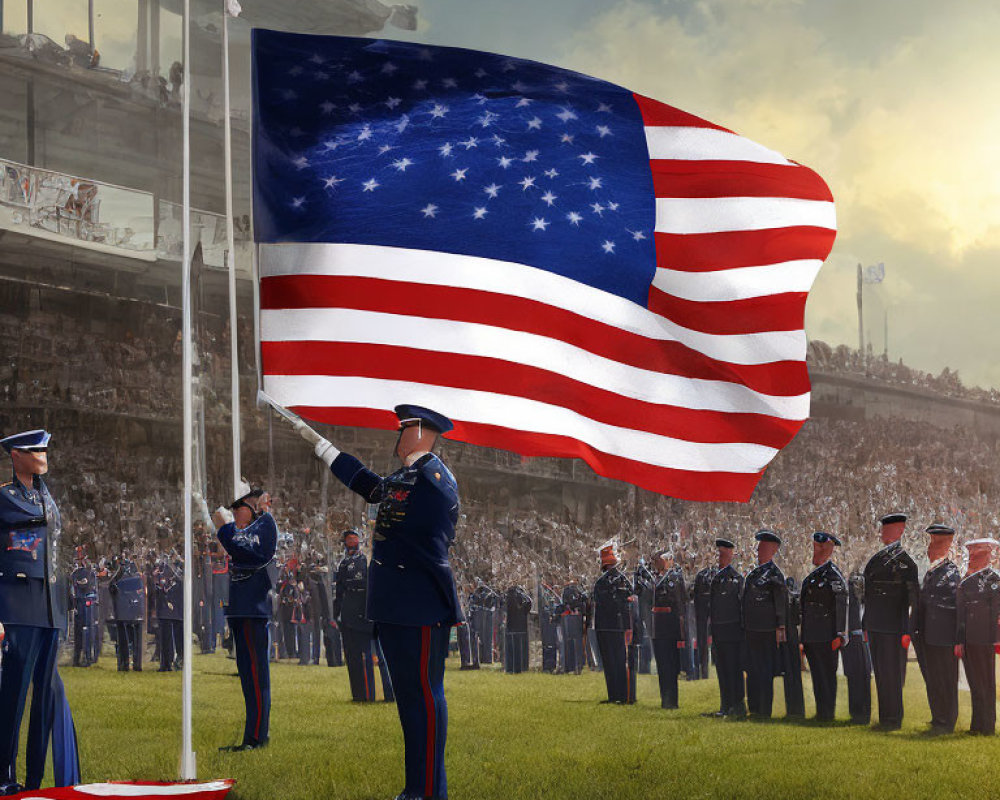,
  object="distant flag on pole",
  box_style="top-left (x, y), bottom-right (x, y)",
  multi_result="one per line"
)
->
top-left (863, 262), bottom-right (885, 284)
top-left (251, 31), bottom-right (837, 501)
